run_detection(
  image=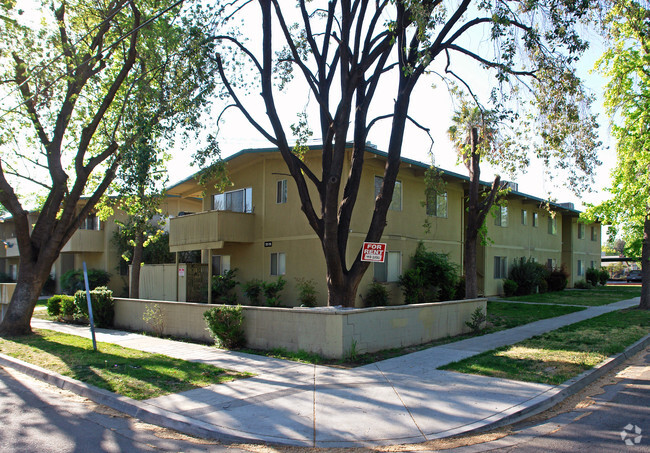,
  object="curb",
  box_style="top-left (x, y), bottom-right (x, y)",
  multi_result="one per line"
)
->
top-left (1, 333), bottom-right (648, 447)
top-left (455, 333), bottom-right (650, 436)
top-left (0, 353), bottom-right (283, 445)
